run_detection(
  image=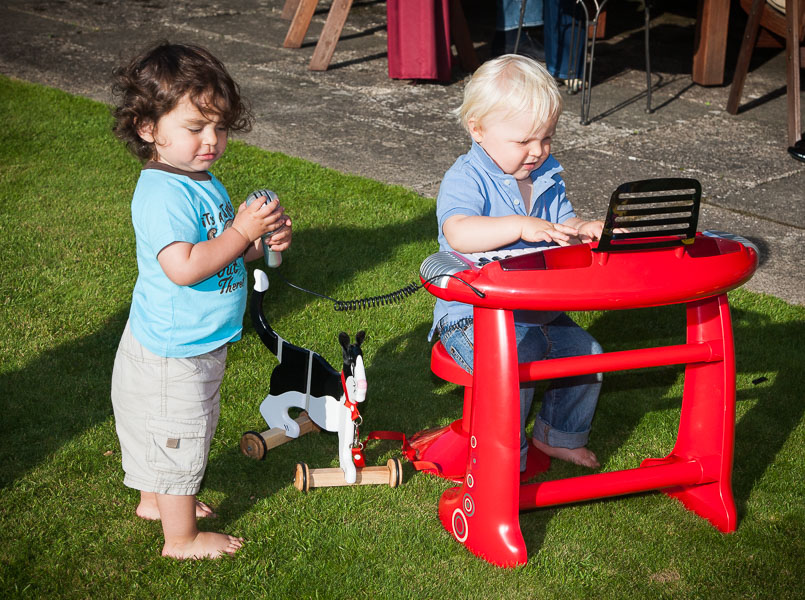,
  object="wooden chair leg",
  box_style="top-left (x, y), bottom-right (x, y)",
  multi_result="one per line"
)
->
top-left (309, 0), bottom-right (353, 71)
top-left (727, 0), bottom-right (766, 114)
top-left (785, 0), bottom-right (802, 146)
top-left (283, 0), bottom-right (319, 48)
top-left (281, 0), bottom-right (301, 20)
top-left (693, 0), bottom-right (731, 85)
top-left (449, 0), bottom-right (480, 72)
